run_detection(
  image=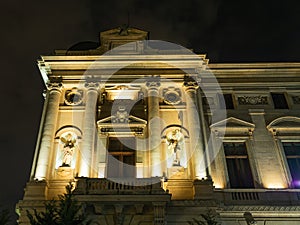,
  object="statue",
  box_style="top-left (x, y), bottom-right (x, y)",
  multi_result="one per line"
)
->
top-left (166, 129), bottom-right (184, 166)
top-left (60, 133), bottom-right (77, 167)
